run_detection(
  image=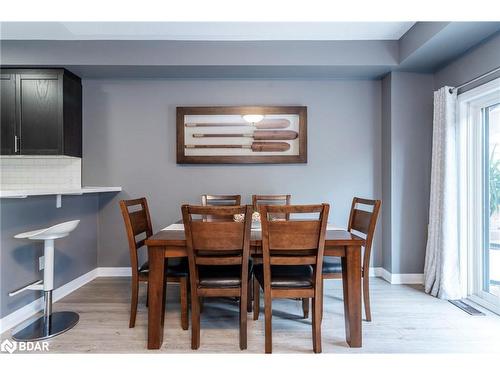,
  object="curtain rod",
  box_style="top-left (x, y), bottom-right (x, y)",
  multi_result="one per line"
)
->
top-left (449, 66), bottom-right (500, 93)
